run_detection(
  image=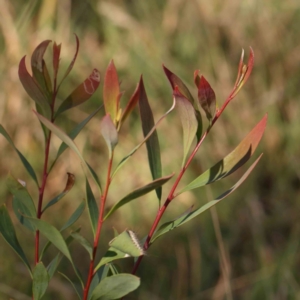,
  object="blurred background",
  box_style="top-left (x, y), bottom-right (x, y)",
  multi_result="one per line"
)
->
top-left (0, 0), bottom-right (299, 299)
